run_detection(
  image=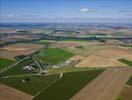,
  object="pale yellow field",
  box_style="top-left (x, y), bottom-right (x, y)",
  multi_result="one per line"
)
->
top-left (0, 43), bottom-right (44, 60)
top-left (69, 45), bottom-right (132, 68)
top-left (75, 54), bottom-right (127, 68)
top-left (125, 56), bottom-right (132, 61)
top-left (94, 46), bottom-right (132, 59)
